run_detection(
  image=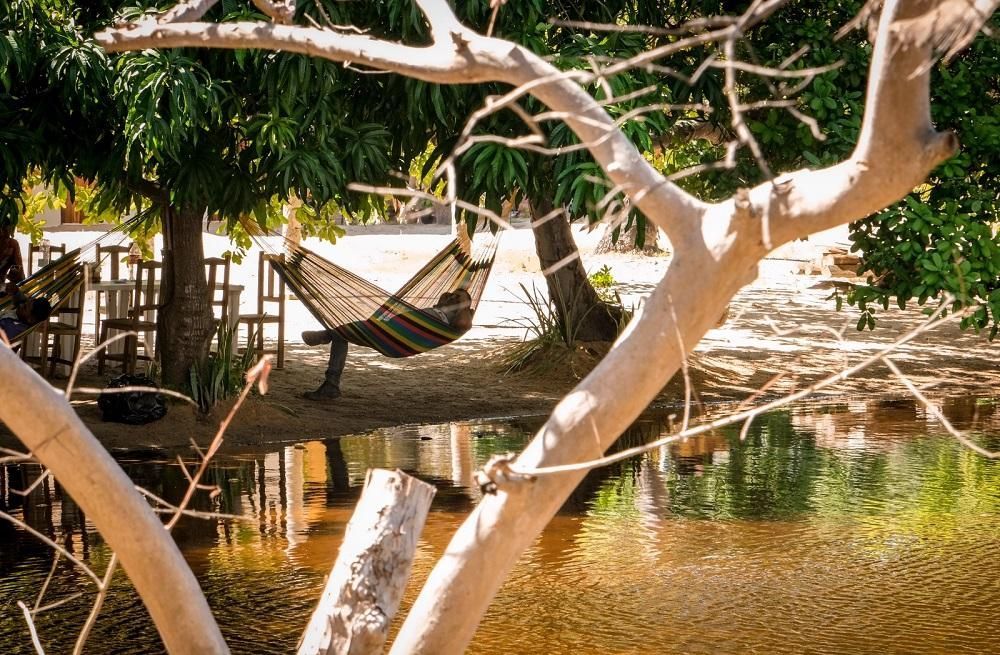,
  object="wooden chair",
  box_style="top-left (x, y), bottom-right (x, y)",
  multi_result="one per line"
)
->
top-left (95, 244), bottom-right (130, 281)
top-left (20, 285), bottom-right (85, 378)
top-left (27, 242), bottom-right (67, 274)
top-left (238, 252), bottom-right (285, 369)
top-left (92, 244), bottom-right (131, 336)
top-left (97, 261), bottom-right (161, 375)
top-left (204, 256), bottom-right (232, 326)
